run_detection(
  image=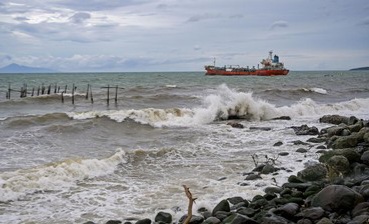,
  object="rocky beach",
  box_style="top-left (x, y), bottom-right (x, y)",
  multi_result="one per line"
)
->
top-left (87, 114), bottom-right (369, 224)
